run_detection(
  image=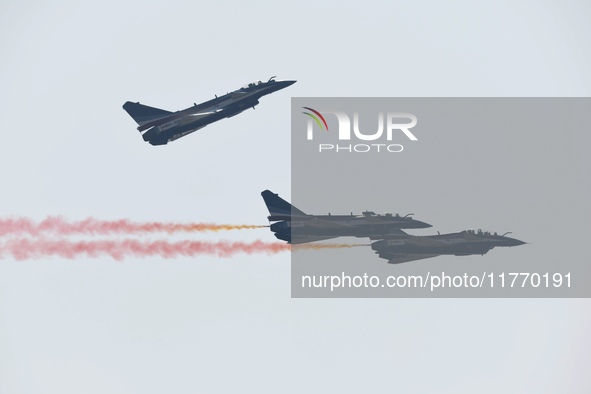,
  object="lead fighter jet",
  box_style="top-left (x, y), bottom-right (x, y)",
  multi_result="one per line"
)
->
top-left (371, 229), bottom-right (525, 264)
top-left (262, 190), bottom-right (432, 244)
top-left (122, 77), bottom-right (296, 145)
